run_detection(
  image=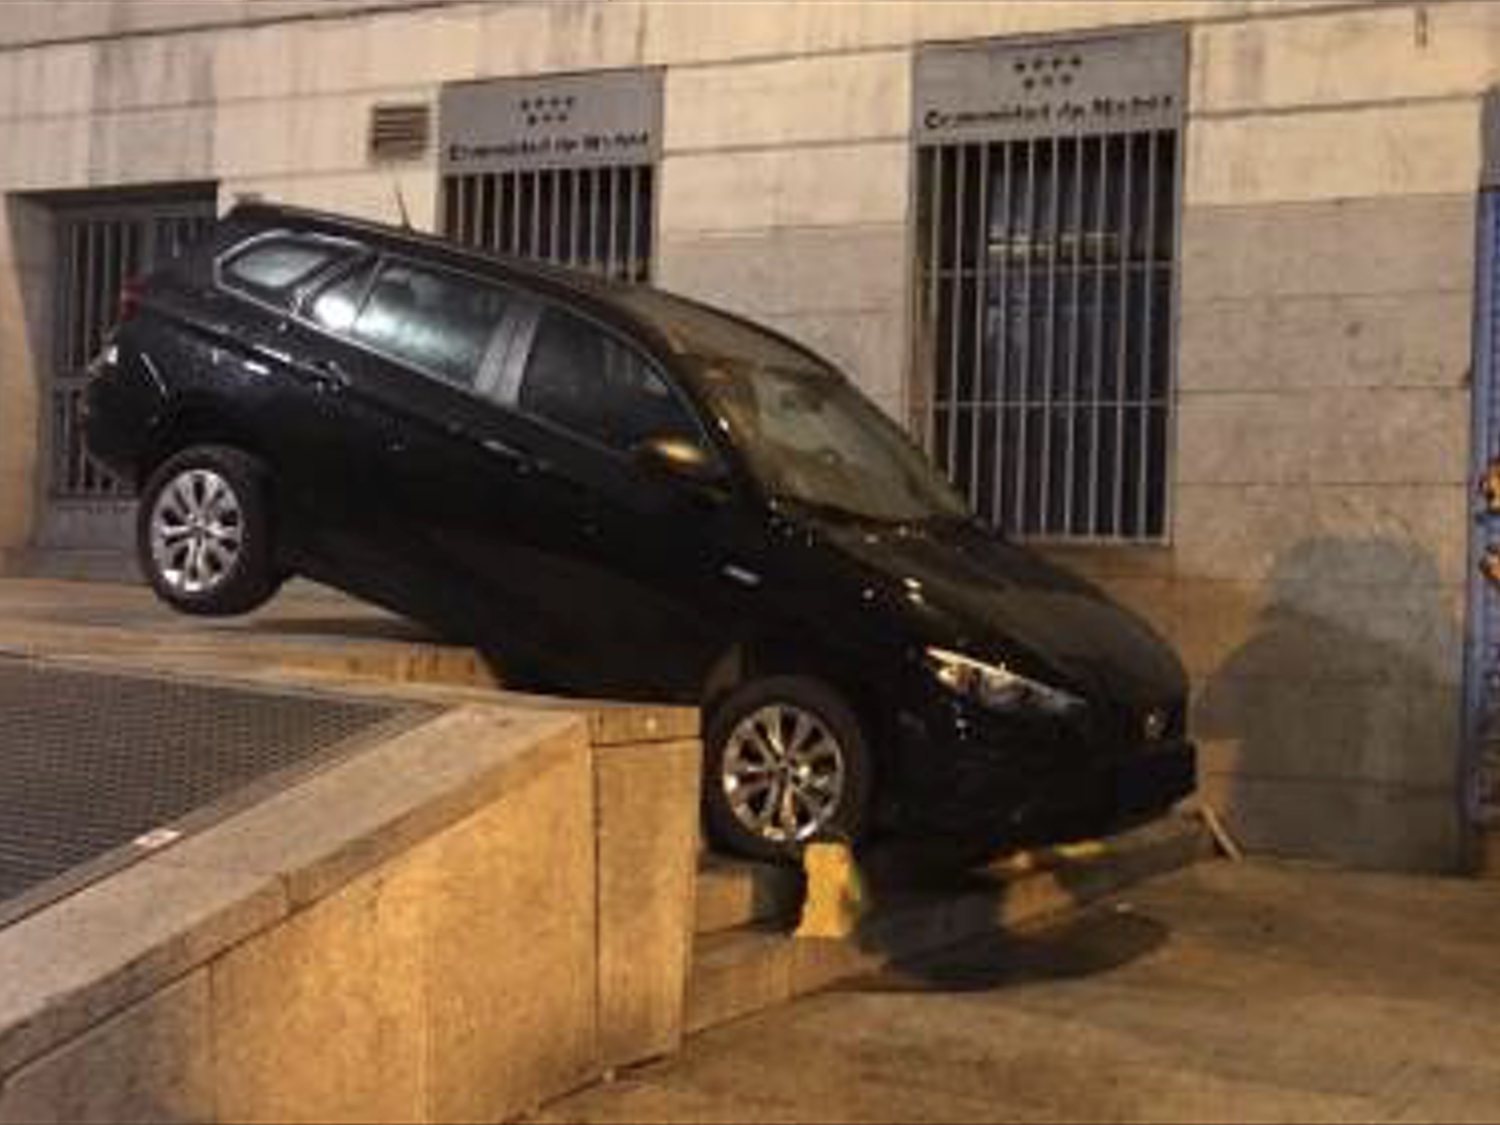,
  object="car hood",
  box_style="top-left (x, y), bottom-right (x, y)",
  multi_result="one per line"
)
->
top-left (811, 516), bottom-right (1186, 705)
